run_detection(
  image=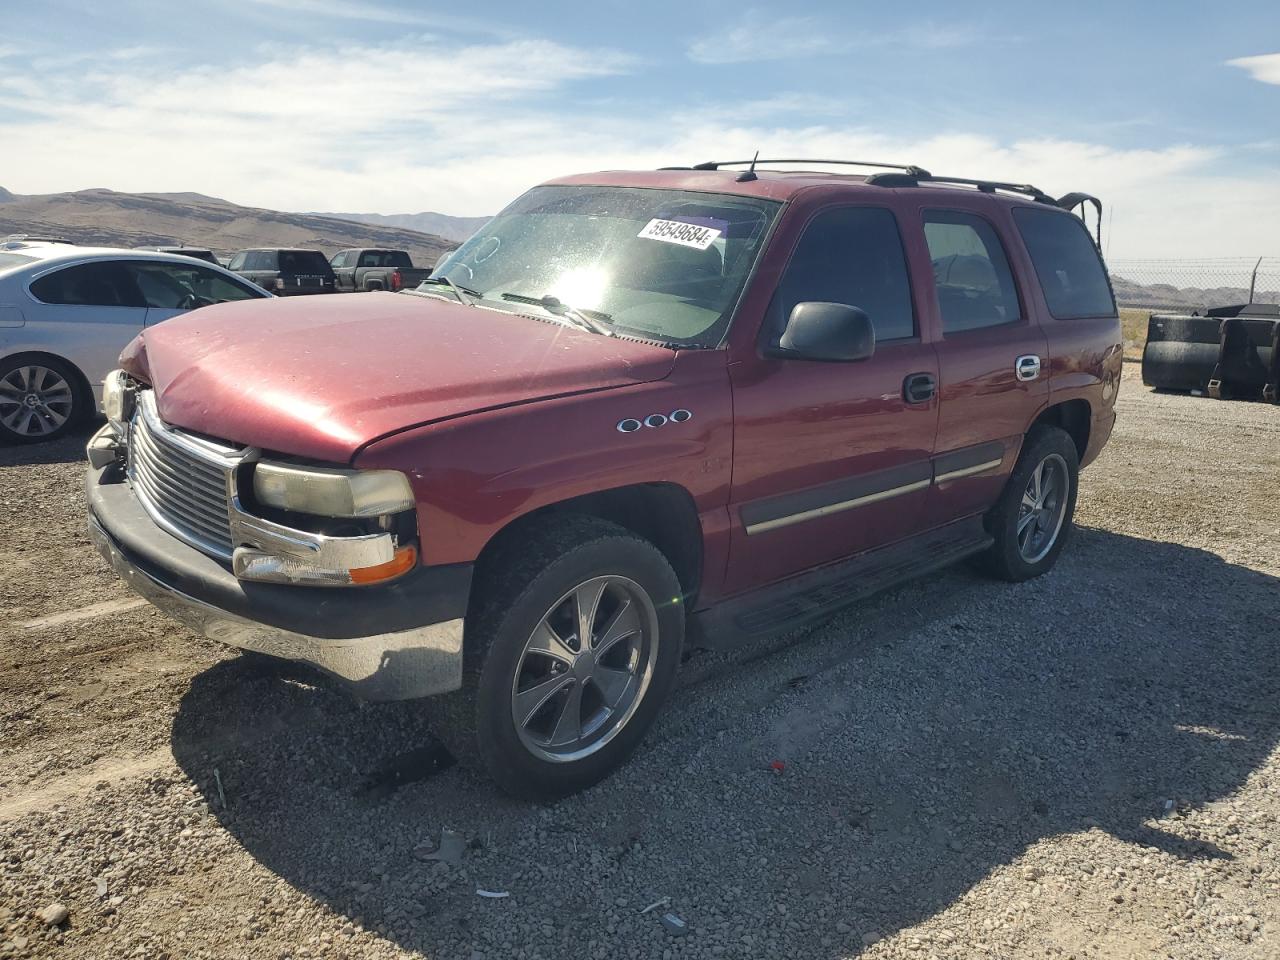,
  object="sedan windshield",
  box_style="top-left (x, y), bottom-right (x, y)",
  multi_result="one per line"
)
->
top-left (430, 185), bottom-right (781, 346)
